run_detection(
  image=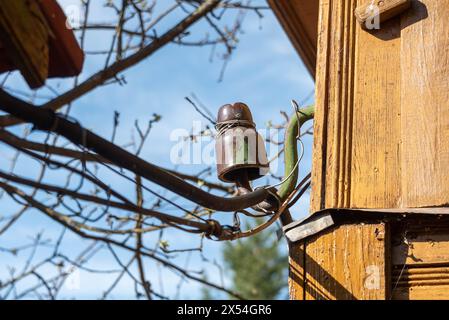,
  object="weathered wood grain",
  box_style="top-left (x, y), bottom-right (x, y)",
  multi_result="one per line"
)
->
top-left (310, 0), bottom-right (332, 212)
top-left (351, 11), bottom-right (402, 208)
top-left (355, 0), bottom-right (411, 28)
top-left (392, 263), bottom-right (449, 299)
top-left (391, 222), bottom-right (449, 299)
top-left (288, 242), bottom-right (306, 300)
top-left (285, 0), bottom-right (449, 301)
top-left (289, 223), bottom-right (389, 300)
top-left (400, 0), bottom-right (449, 208)
top-left (311, 0), bottom-right (359, 211)
top-left (393, 227), bottom-right (449, 266)
top-left (311, 0), bottom-right (449, 212)
top-left (0, 0), bottom-right (50, 88)
top-left (311, 0), bottom-right (403, 210)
